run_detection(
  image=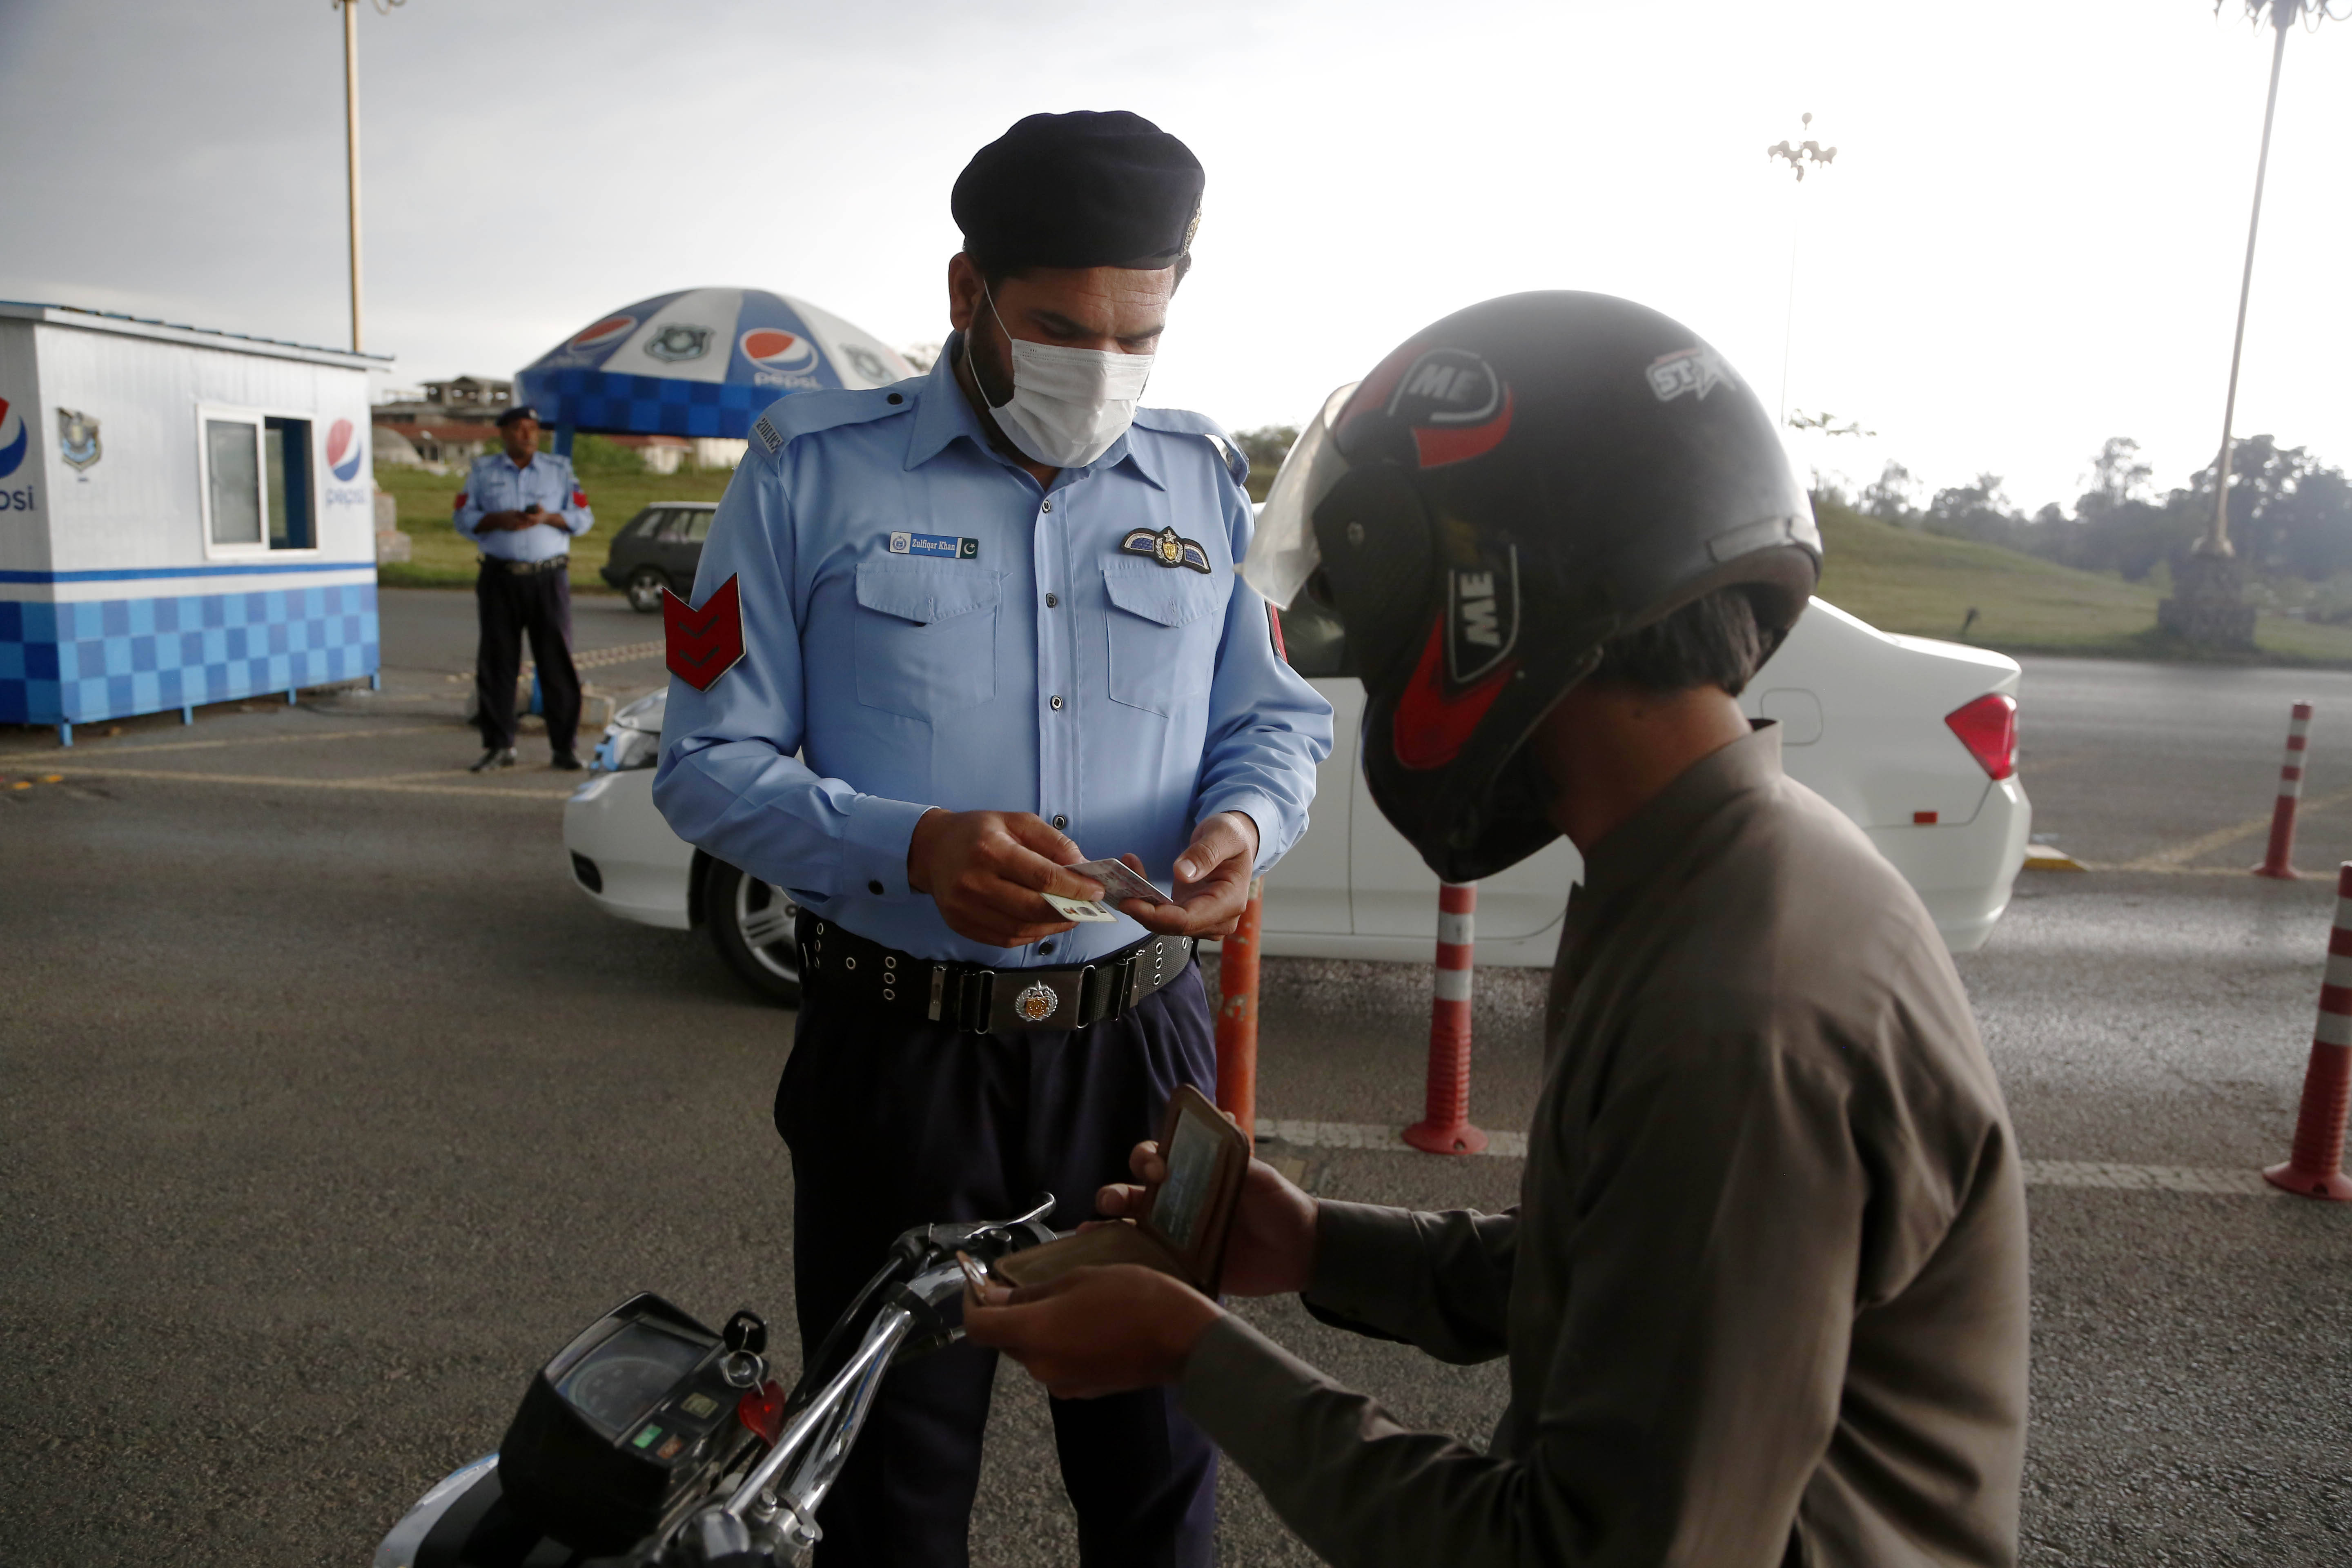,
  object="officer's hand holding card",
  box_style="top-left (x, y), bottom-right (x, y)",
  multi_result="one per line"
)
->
top-left (1077, 813), bottom-right (1260, 940)
top-left (909, 808), bottom-right (1123, 949)
top-left (1044, 858), bottom-right (1163, 924)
